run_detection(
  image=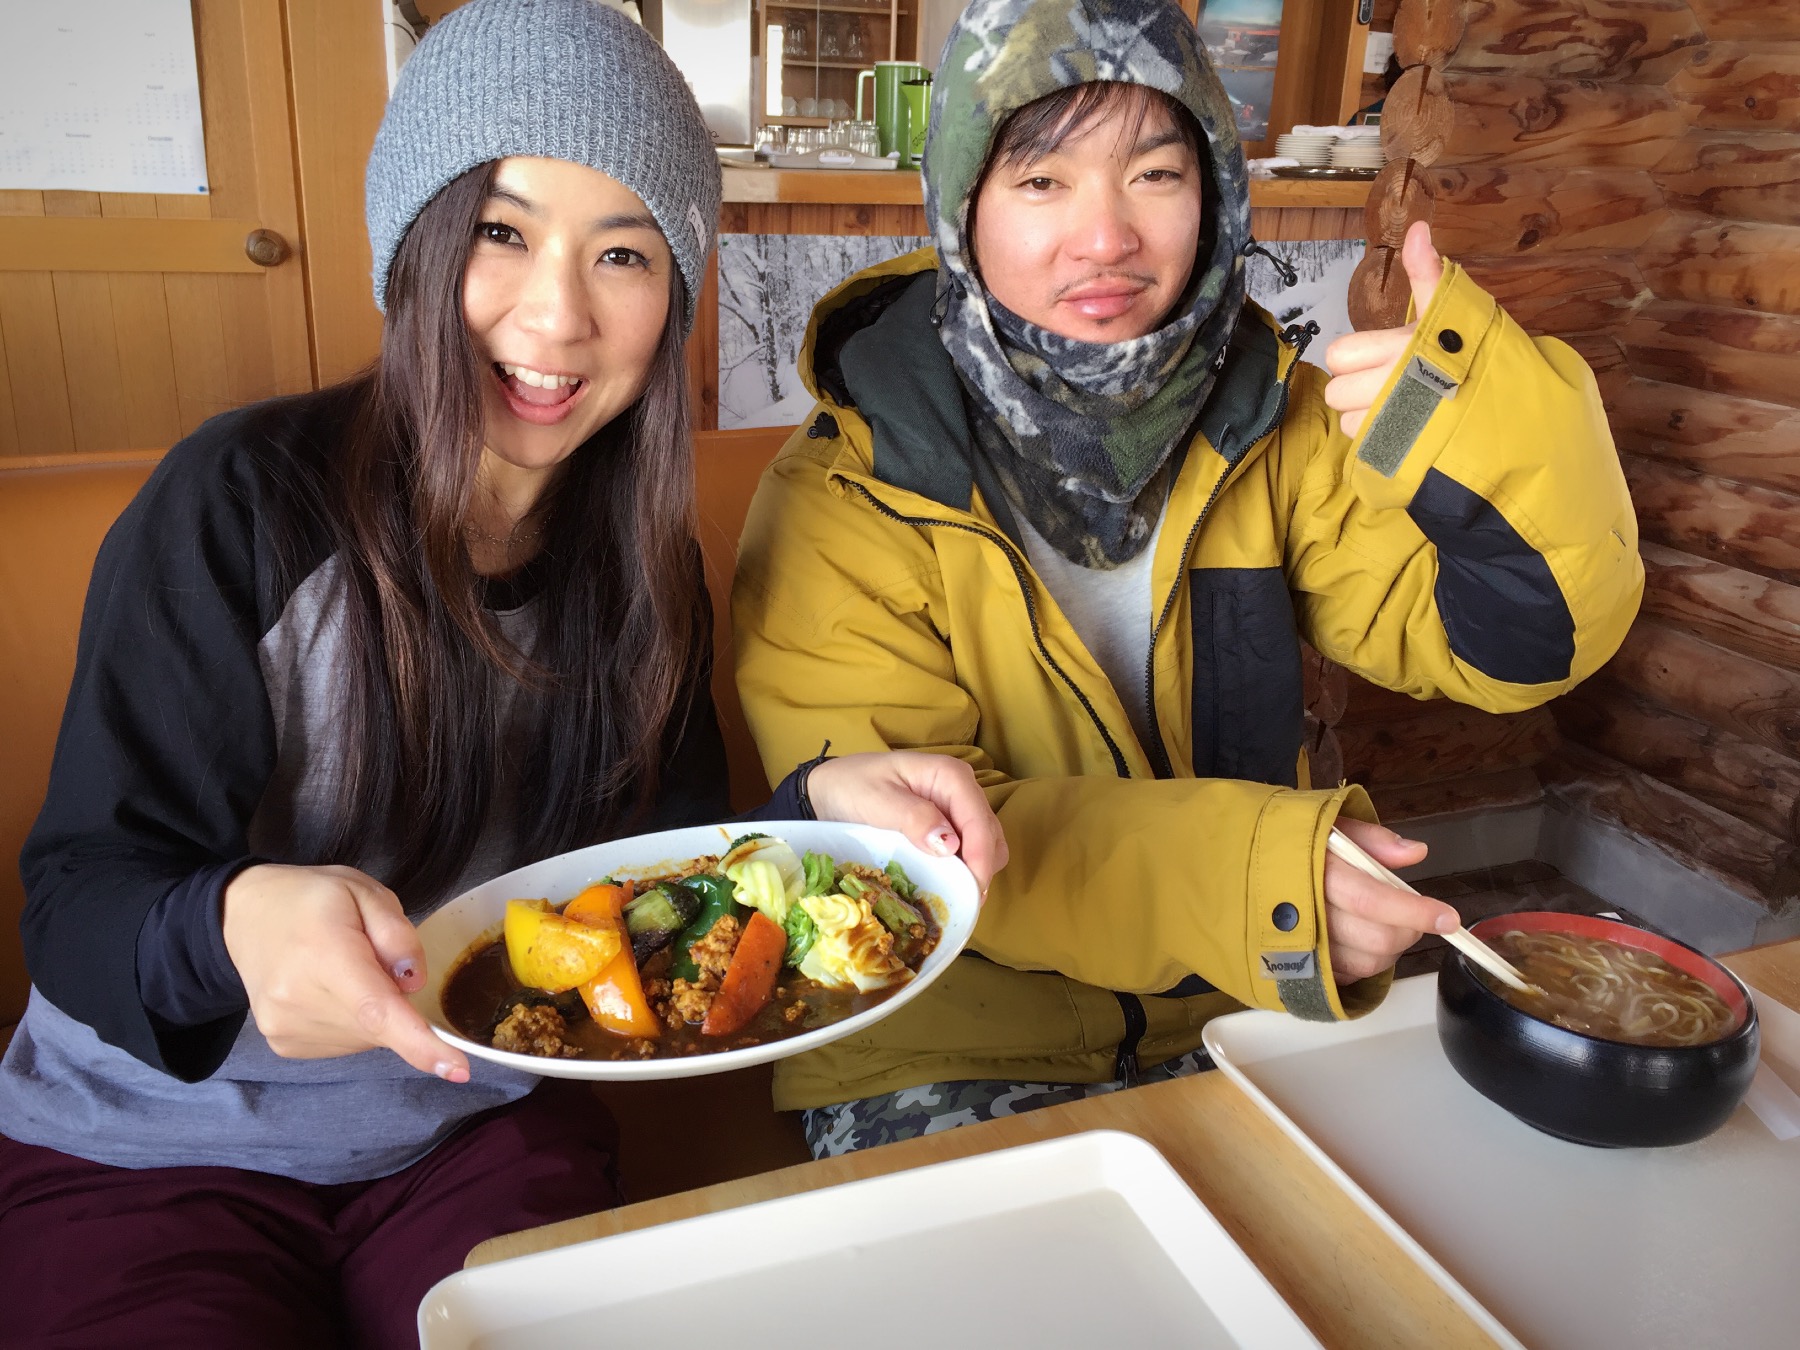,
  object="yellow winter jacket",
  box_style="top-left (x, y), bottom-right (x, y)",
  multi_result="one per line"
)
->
top-left (733, 248), bottom-right (1642, 1111)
